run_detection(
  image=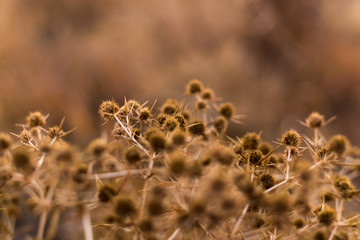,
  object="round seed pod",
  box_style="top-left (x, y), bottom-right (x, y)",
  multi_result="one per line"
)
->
top-left (209, 145), bottom-right (235, 166)
top-left (213, 116), bottom-right (228, 134)
top-left (87, 138), bottom-right (107, 157)
top-left (306, 112), bottom-right (325, 128)
top-left (260, 174), bottom-right (275, 190)
top-left (125, 146), bottom-right (142, 164)
top-left (281, 129), bottom-right (301, 147)
top-left (242, 132), bottom-right (261, 150)
top-left (139, 219), bottom-right (154, 233)
top-left (188, 121), bottom-right (205, 136)
top-left (115, 196), bottom-right (137, 216)
top-left (164, 117), bottom-right (179, 132)
top-left (187, 79), bottom-right (203, 94)
top-left (196, 101), bottom-right (207, 111)
top-left (26, 111), bottom-right (46, 127)
top-left (293, 217), bottom-right (305, 228)
top-left (249, 150), bottom-right (263, 166)
top-left (169, 152), bottom-right (187, 175)
top-left (99, 101), bottom-right (120, 121)
top-left (12, 147), bottom-right (33, 175)
top-left (218, 102), bottom-right (235, 119)
top-left (0, 133), bottom-right (13, 152)
top-left (327, 135), bottom-right (349, 157)
top-left (259, 142), bottom-right (271, 155)
top-left (147, 198), bottom-right (164, 216)
top-left (201, 88), bottom-right (214, 100)
top-left (139, 107), bottom-right (152, 121)
top-left (98, 184), bottom-right (117, 202)
top-left (147, 131), bottom-right (166, 153)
